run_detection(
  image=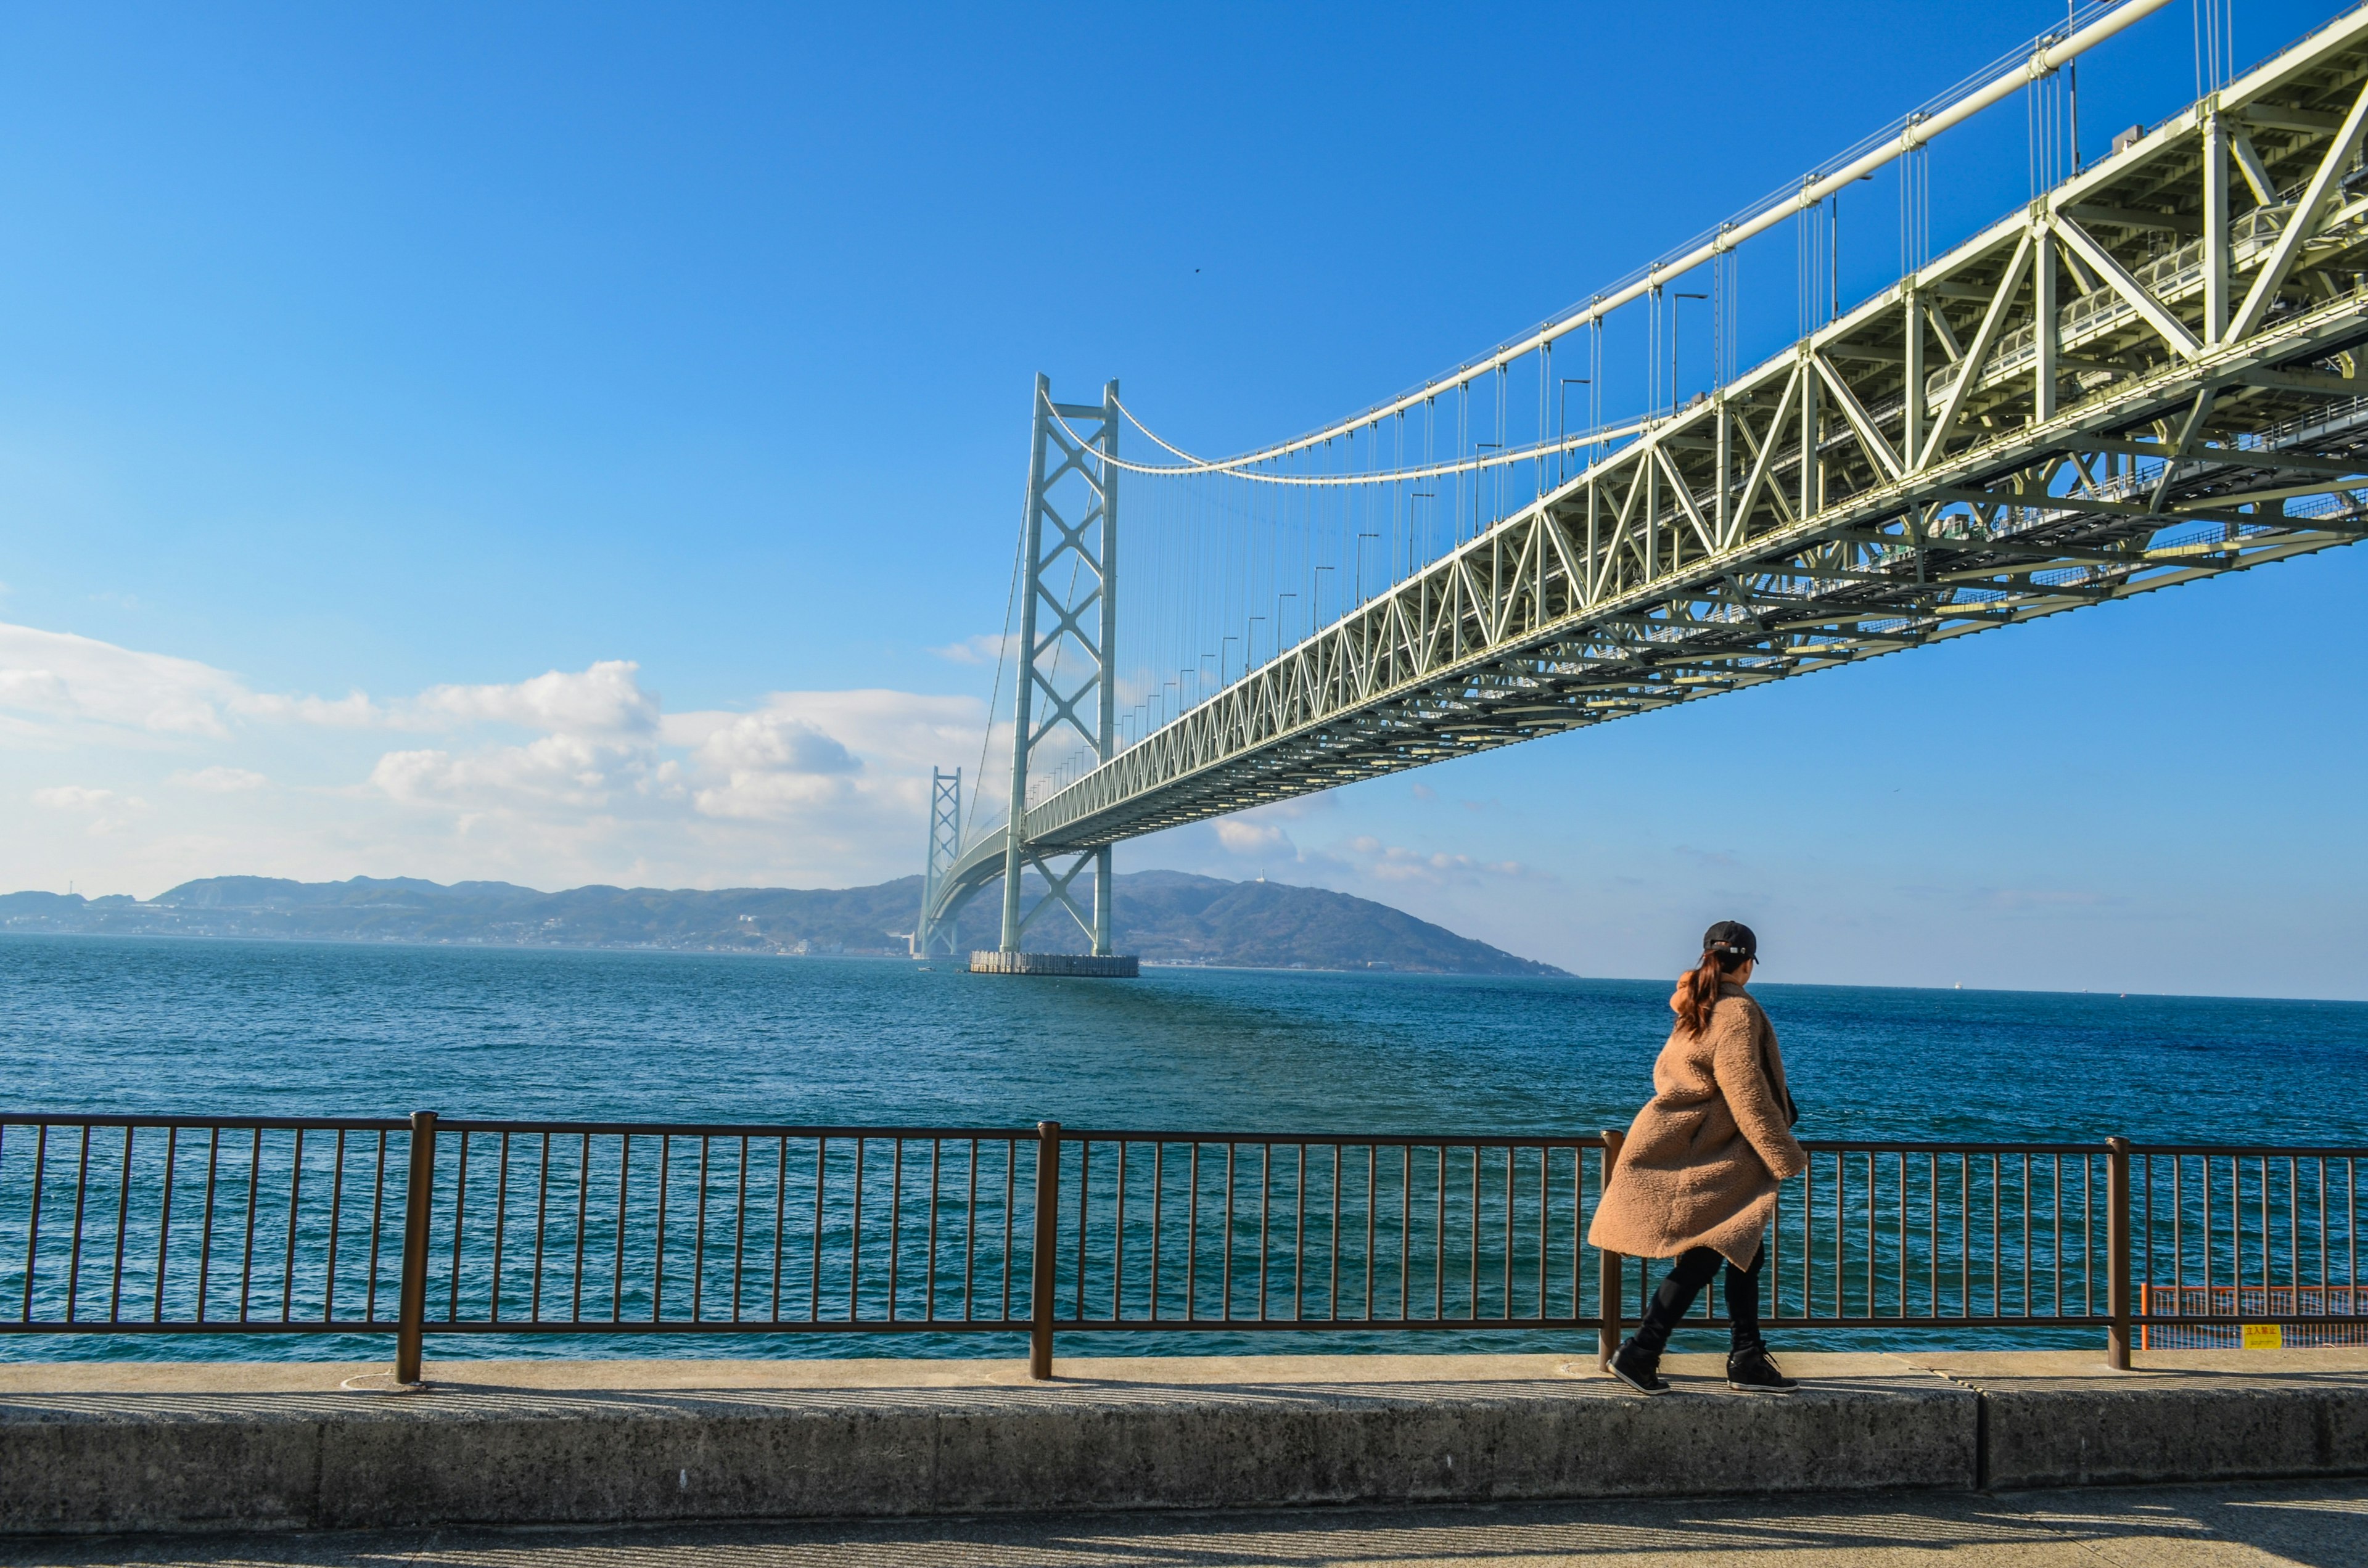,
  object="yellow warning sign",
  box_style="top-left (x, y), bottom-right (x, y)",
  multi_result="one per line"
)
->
top-left (2241, 1323), bottom-right (2284, 1350)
